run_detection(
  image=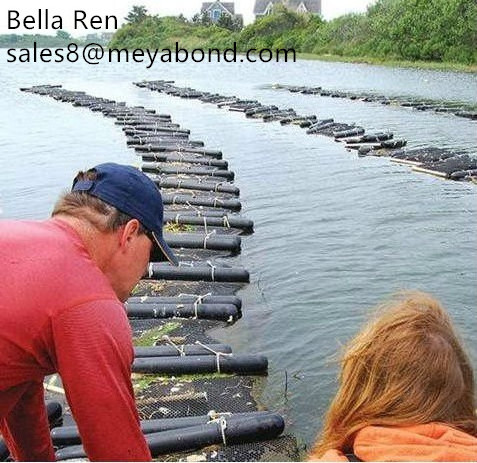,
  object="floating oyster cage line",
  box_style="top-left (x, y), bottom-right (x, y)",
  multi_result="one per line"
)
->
top-left (271, 83), bottom-right (477, 121)
top-left (134, 80), bottom-right (477, 183)
top-left (21, 83), bottom-right (288, 461)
